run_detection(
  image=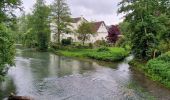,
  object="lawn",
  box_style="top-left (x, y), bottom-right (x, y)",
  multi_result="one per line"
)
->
top-left (55, 47), bottom-right (129, 62)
